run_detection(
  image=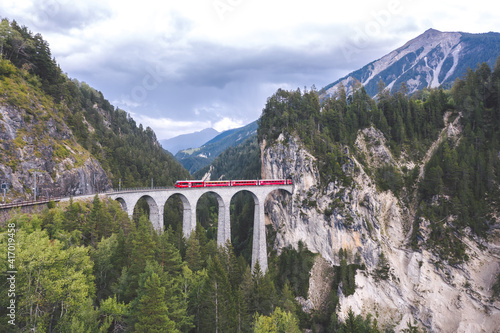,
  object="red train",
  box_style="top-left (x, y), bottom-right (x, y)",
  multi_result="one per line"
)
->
top-left (174, 179), bottom-right (292, 188)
